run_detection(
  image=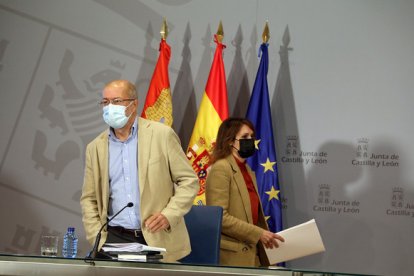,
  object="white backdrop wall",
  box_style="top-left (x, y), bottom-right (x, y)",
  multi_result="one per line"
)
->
top-left (1, 1), bottom-right (413, 275)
